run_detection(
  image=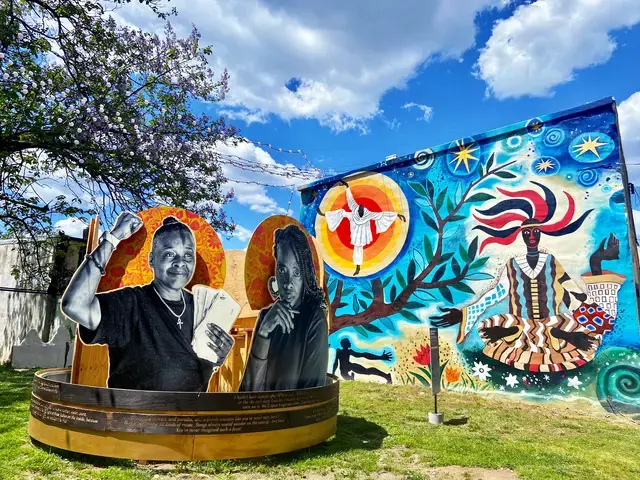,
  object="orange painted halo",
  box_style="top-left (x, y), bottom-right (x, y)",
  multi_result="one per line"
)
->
top-left (314, 171), bottom-right (410, 277)
top-left (98, 206), bottom-right (226, 292)
top-left (244, 215), bottom-right (323, 311)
